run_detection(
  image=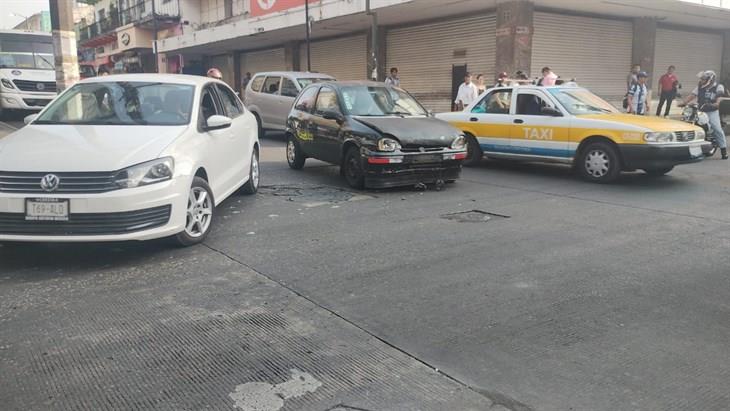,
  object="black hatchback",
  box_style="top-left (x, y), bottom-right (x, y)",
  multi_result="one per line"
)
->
top-left (284, 81), bottom-right (467, 189)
